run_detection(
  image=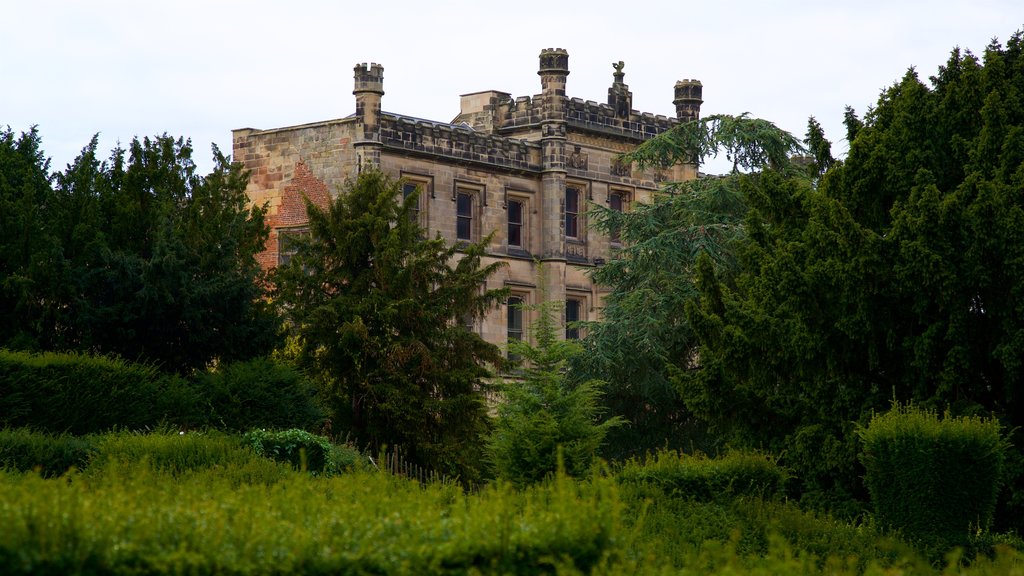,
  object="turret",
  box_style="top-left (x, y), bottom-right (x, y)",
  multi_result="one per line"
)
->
top-left (538, 48), bottom-right (569, 97)
top-left (354, 63), bottom-right (384, 139)
top-left (353, 63), bottom-right (384, 170)
top-left (673, 79), bottom-right (703, 122)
